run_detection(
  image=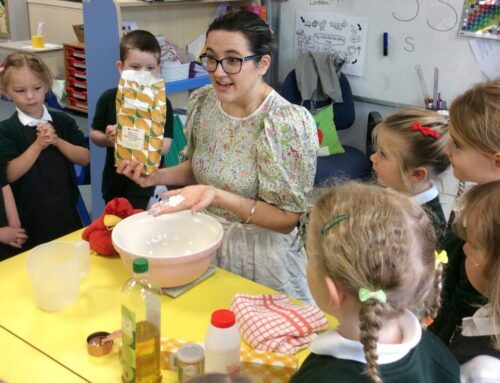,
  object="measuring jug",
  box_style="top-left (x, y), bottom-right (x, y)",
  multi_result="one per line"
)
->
top-left (26, 241), bottom-right (90, 312)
